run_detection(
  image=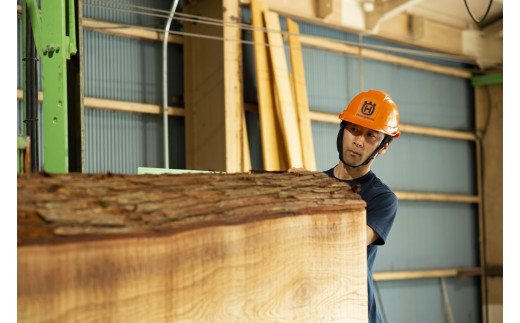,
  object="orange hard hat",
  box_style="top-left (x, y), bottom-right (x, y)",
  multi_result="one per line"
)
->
top-left (338, 90), bottom-right (400, 138)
